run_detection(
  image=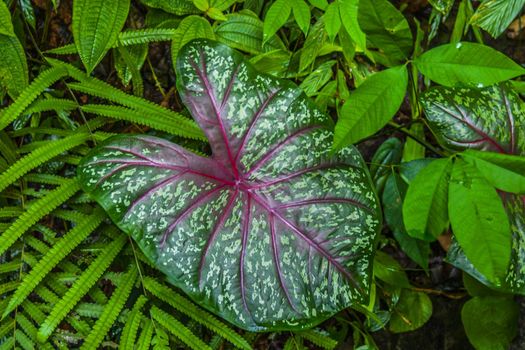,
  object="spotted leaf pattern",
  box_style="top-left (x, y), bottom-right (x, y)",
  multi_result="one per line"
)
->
top-left (78, 39), bottom-right (381, 330)
top-left (421, 84), bottom-right (525, 293)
